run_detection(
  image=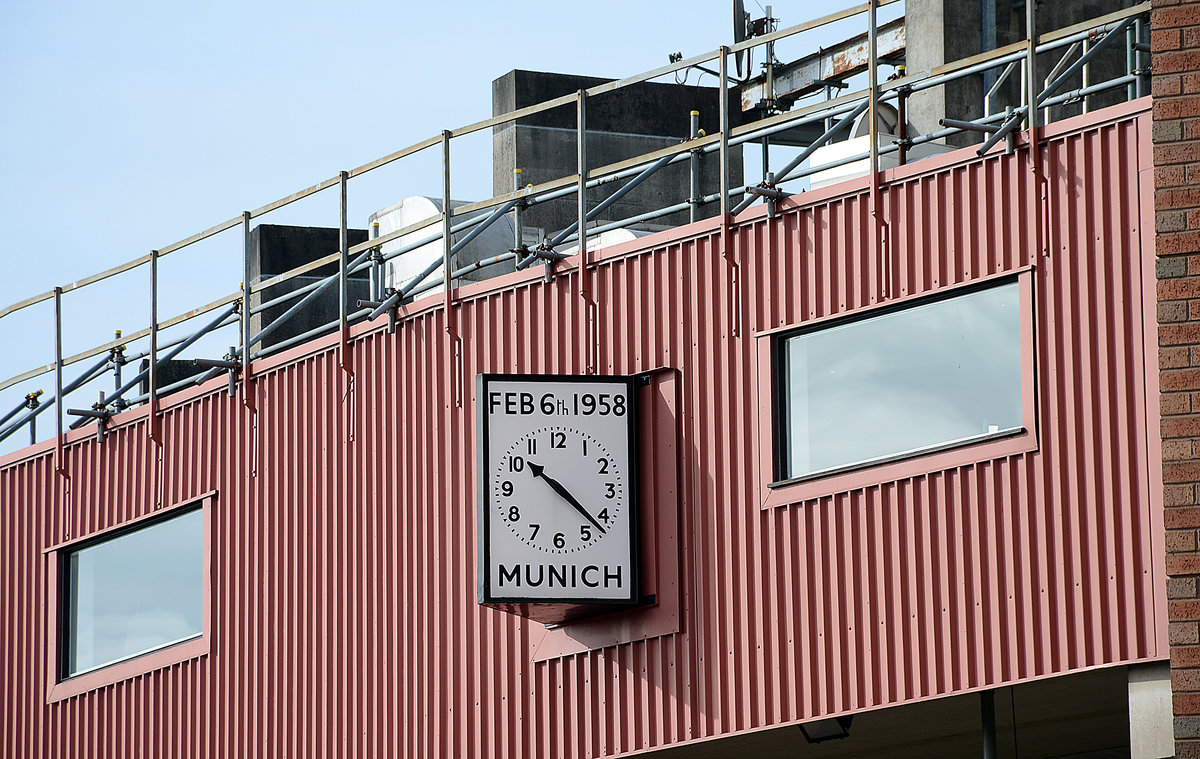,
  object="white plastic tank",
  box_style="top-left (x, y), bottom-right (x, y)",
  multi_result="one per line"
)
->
top-left (807, 103), bottom-right (955, 191)
top-left (369, 196), bottom-right (519, 297)
top-left (556, 228), bottom-right (652, 258)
